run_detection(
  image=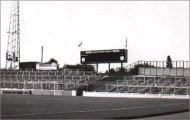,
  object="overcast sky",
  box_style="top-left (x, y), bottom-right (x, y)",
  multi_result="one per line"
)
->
top-left (1, 1), bottom-right (189, 72)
